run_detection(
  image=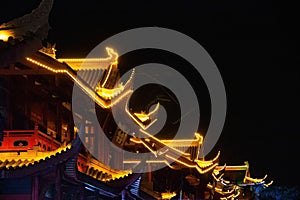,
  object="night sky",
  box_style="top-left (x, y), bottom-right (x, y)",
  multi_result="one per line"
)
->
top-left (1, 0), bottom-right (299, 187)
